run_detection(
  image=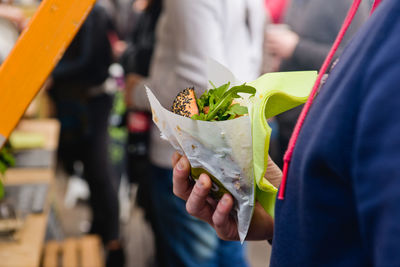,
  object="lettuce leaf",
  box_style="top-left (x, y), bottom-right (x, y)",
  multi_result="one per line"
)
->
top-left (192, 82), bottom-right (255, 121)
